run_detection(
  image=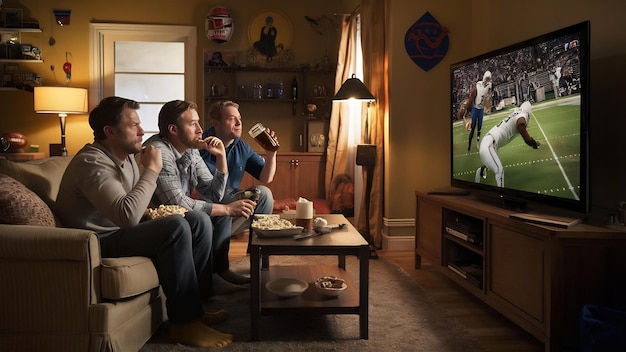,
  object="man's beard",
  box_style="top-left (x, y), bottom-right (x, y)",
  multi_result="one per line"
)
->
top-left (182, 133), bottom-right (200, 148)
